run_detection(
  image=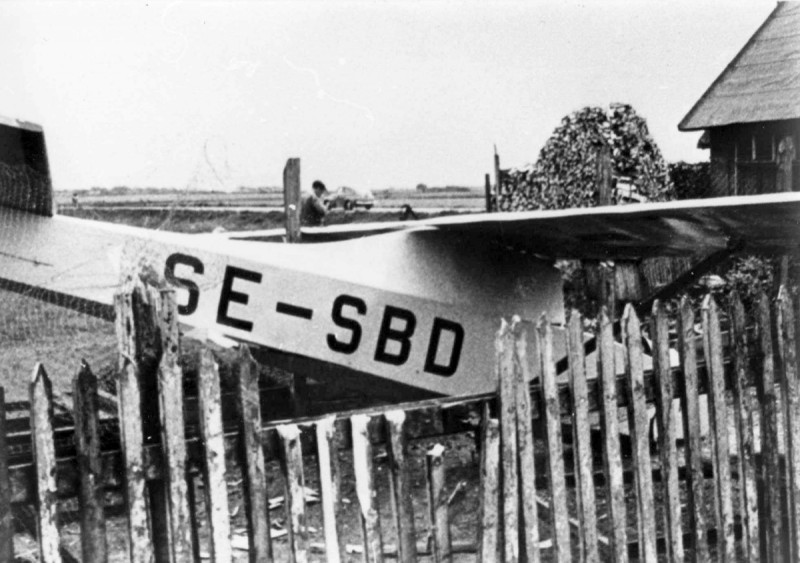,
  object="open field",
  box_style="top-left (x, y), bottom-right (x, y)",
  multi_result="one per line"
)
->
top-left (55, 188), bottom-right (489, 211)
